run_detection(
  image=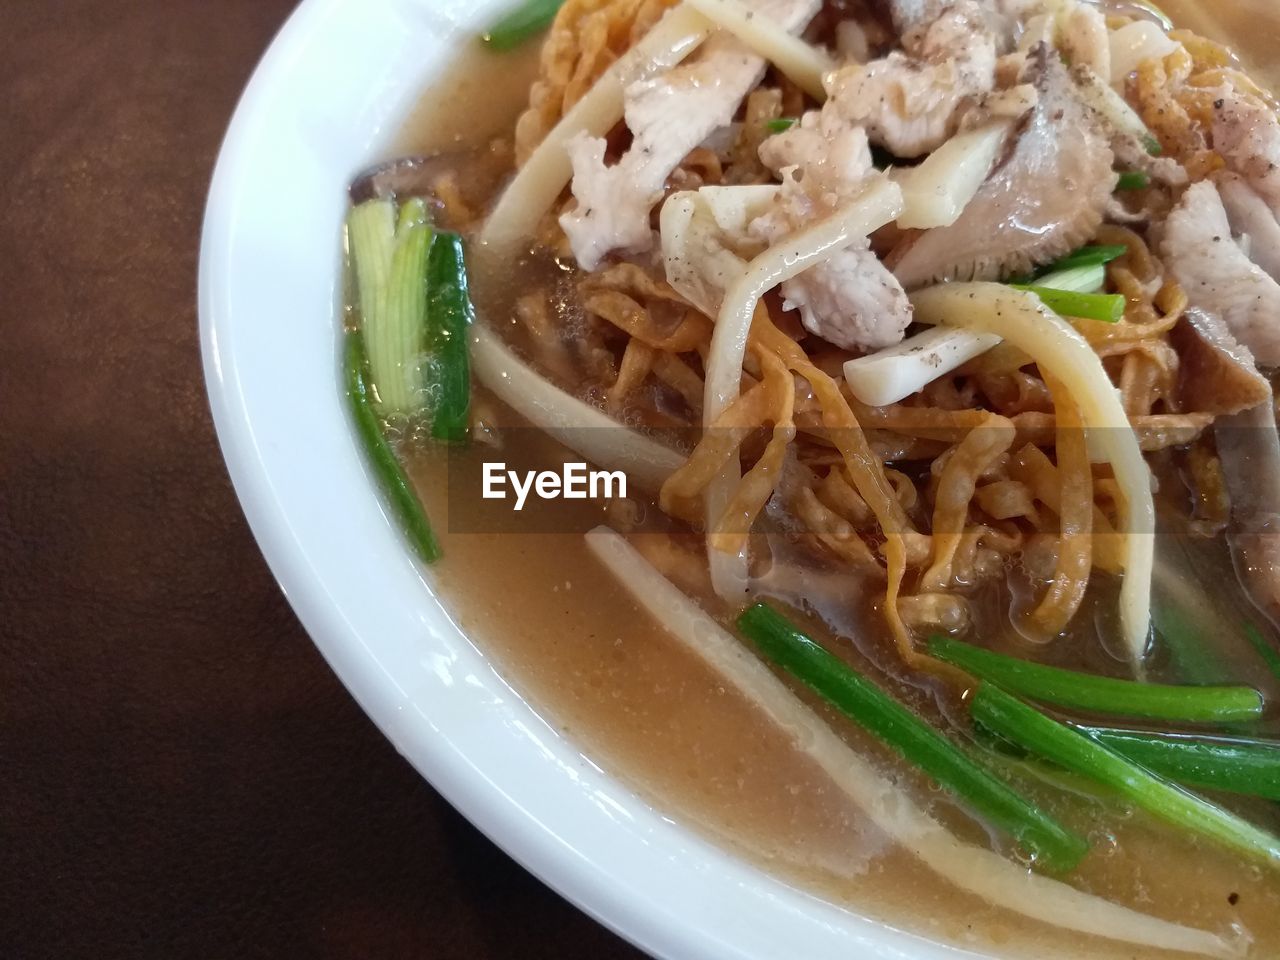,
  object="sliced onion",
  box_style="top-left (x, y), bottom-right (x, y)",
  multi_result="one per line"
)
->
top-left (843, 326), bottom-right (1001, 406)
top-left (471, 327), bottom-right (684, 491)
top-left (682, 0), bottom-right (833, 100)
top-left (893, 121), bottom-right (1014, 229)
